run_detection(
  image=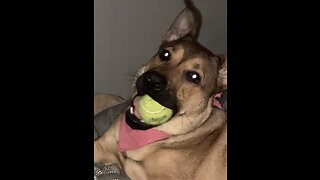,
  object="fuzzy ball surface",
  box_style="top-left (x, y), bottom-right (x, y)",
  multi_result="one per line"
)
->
top-left (138, 95), bottom-right (173, 125)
